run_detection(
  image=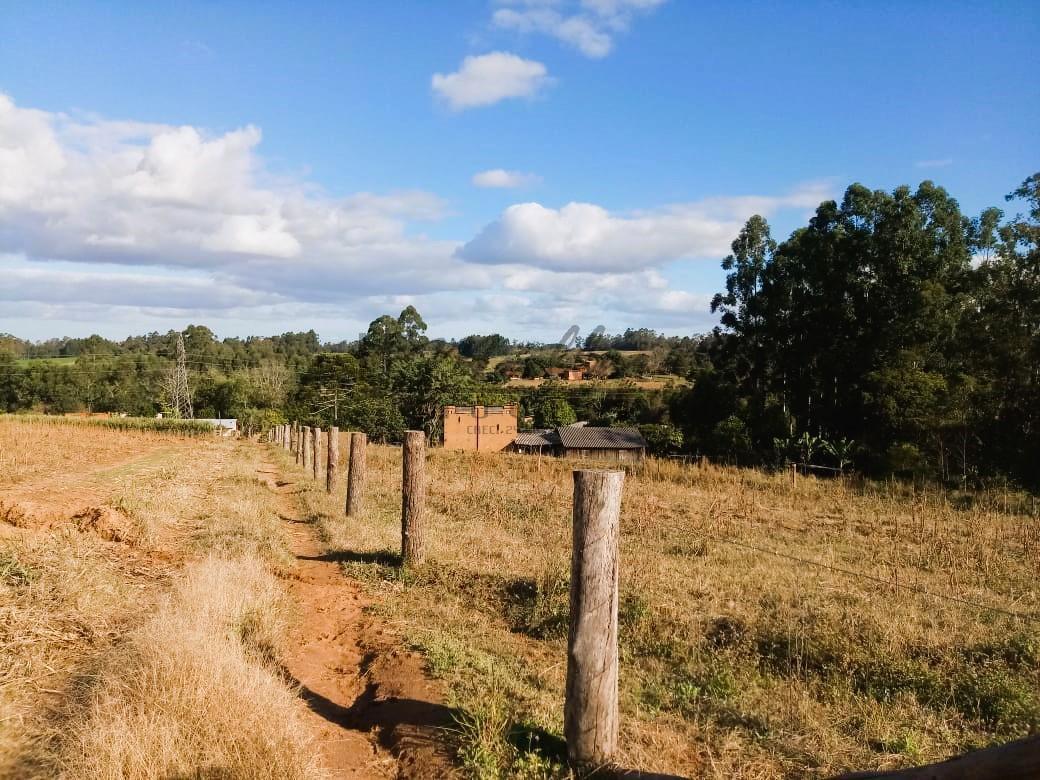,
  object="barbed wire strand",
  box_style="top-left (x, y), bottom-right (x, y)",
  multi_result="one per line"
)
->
top-left (696, 528), bottom-right (1039, 625)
